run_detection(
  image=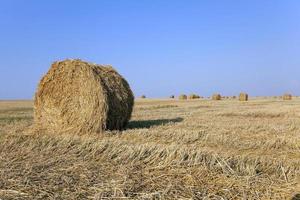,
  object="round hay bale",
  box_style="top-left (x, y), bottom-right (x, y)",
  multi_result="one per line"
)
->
top-left (283, 94), bottom-right (292, 100)
top-left (239, 93), bottom-right (248, 101)
top-left (34, 59), bottom-right (134, 134)
top-left (188, 94), bottom-right (200, 99)
top-left (212, 94), bottom-right (221, 100)
top-left (140, 95), bottom-right (146, 99)
top-left (179, 94), bottom-right (187, 100)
